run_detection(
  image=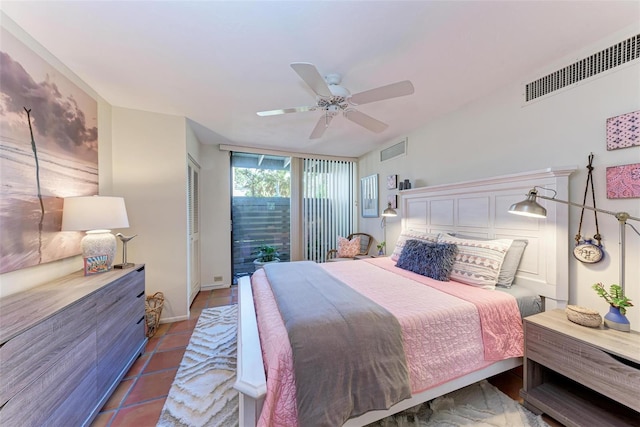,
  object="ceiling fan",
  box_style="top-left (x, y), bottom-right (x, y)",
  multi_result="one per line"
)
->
top-left (257, 63), bottom-right (415, 139)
